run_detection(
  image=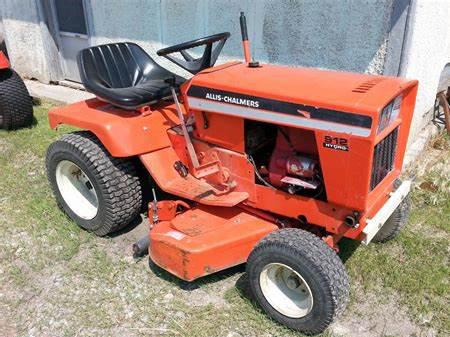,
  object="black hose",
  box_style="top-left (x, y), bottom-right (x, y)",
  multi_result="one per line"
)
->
top-left (248, 155), bottom-right (277, 190)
